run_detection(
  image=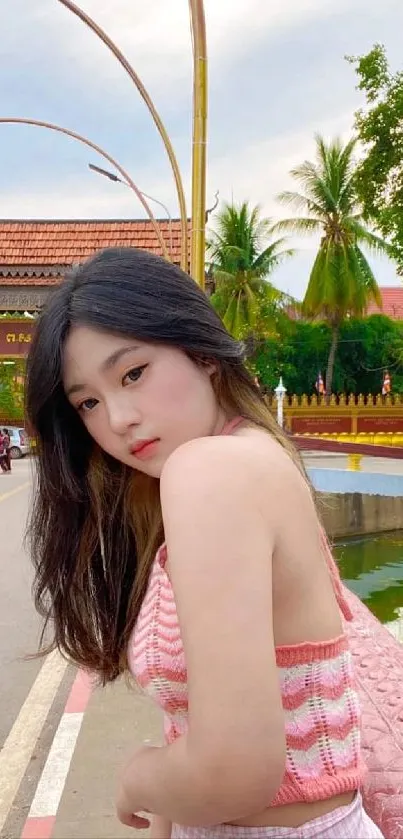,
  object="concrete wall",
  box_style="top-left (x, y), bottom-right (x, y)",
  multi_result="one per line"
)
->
top-left (318, 491), bottom-right (403, 538)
